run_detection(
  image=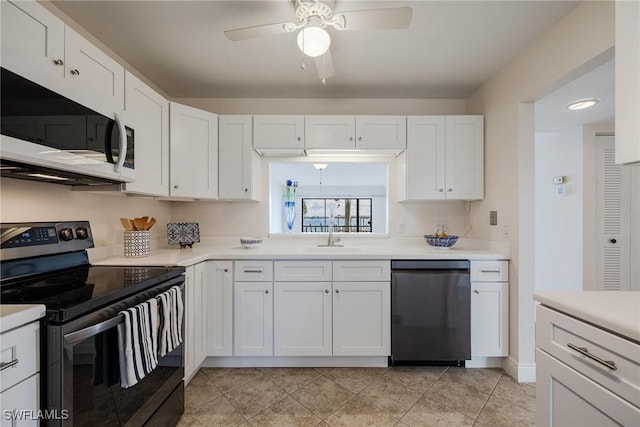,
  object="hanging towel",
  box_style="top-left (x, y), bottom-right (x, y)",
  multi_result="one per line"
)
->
top-left (117, 298), bottom-right (159, 388)
top-left (158, 286), bottom-right (184, 357)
